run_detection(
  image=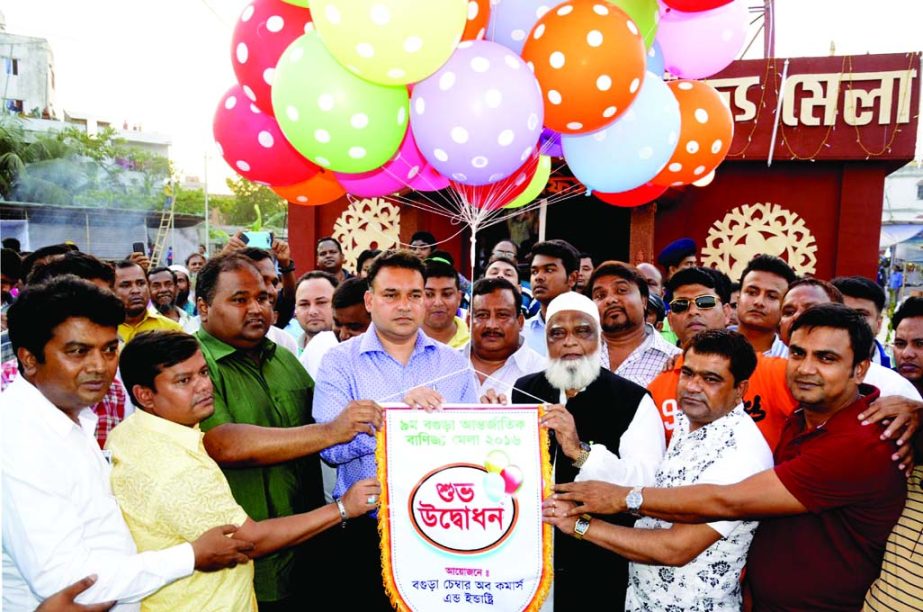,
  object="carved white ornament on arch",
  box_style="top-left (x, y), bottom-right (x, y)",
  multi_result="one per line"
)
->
top-left (700, 202), bottom-right (818, 281)
top-left (332, 197), bottom-right (402, 272)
